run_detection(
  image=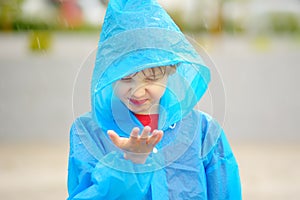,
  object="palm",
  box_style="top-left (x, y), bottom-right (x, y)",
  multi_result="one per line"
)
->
top-left (107, 126), bottom-right (163, 163)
